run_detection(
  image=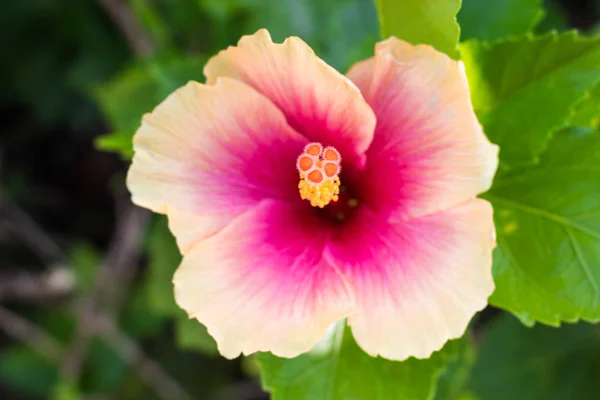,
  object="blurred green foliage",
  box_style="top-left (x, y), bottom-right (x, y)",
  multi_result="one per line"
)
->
top-left (2, 0), bottom-right (600, 399)
top-left (469, 314), bottom-right (600, 400)
top-left (0, 0), bottom-right (129, 127)
top-left (458, 0), bottom-right (545, 41)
